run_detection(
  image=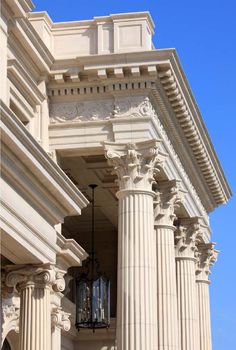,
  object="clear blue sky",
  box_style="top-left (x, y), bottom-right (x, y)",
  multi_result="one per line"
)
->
top-left (33, 1), bottom-right (236, 348)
